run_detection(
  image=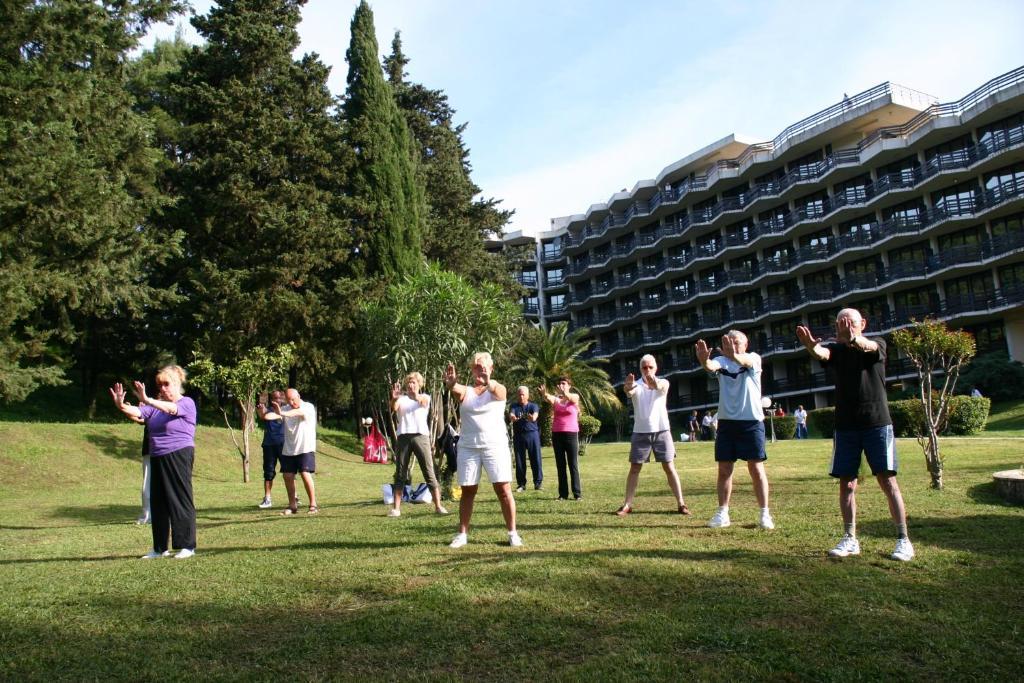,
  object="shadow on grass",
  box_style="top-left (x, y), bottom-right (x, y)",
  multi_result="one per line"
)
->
top-left (83, 431), bottom-right (145, 461)
top-left (858, 512), bottom-right (1024, 555)
top-left (318, 430), bottom-right (362, 457)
